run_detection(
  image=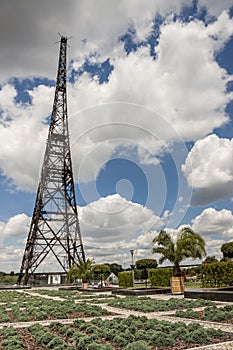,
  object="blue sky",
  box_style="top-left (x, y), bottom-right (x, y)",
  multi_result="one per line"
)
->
top-left (0, 0), bottom-right (233, 272)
